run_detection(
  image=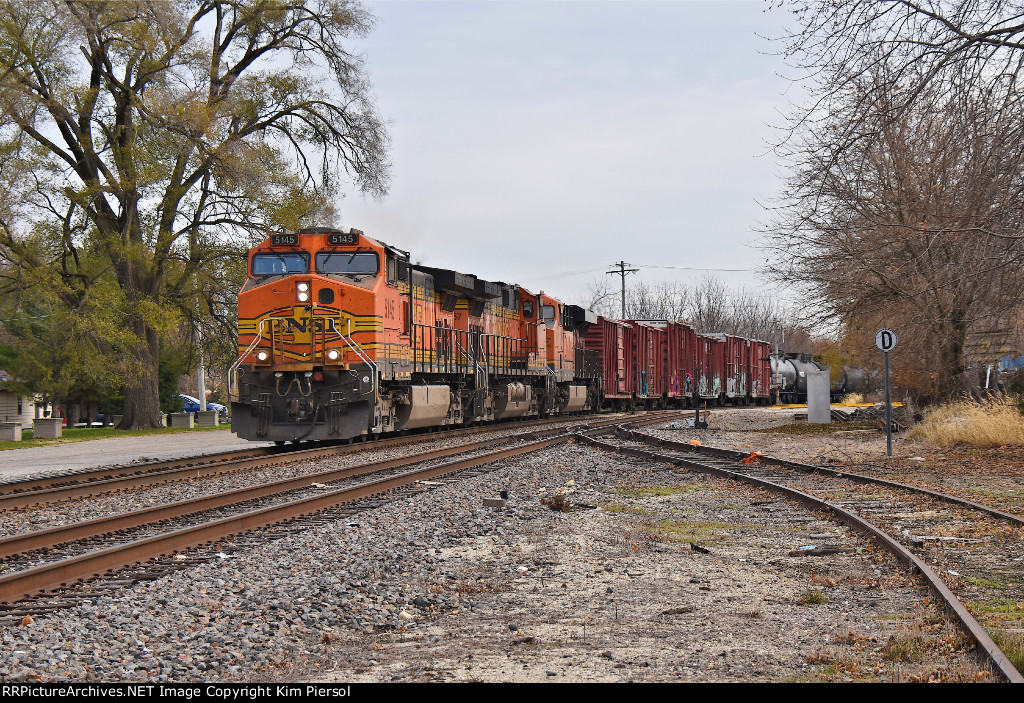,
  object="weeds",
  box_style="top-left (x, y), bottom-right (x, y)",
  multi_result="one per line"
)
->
top-left (882, 634), bottom-right (927, 662)
top-left (989, 629), bottom-right (1024, 673)
top-left (600, 503), bottom-right (648, 515)
top-left (540, 493), bottom-right (570, 512)
top-left (643, 518), bottom-right (759, 544)
top-left (908, 398), bottom-right (1024, 447)
top-left (754, 422), bottom-right (877, 435)
top-left (615, 485), bottom-right (699, 498)
top-left (799, 590), bottom-right (827, 605)
top-left (963, 576), bottom-right (1007, 589)
top-left (969, 599), bottom-right (1024, 619)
